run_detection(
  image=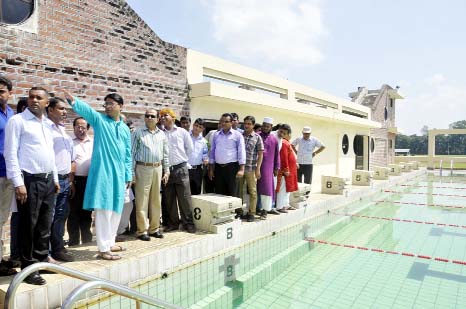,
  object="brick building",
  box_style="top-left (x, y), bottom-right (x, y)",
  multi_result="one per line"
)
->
top-left (0, 0), bottom-right (189, 249)
top-left (0, 0), bottom-right (189, 130)
top-left (349, 84), bottom-right (404, 169)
